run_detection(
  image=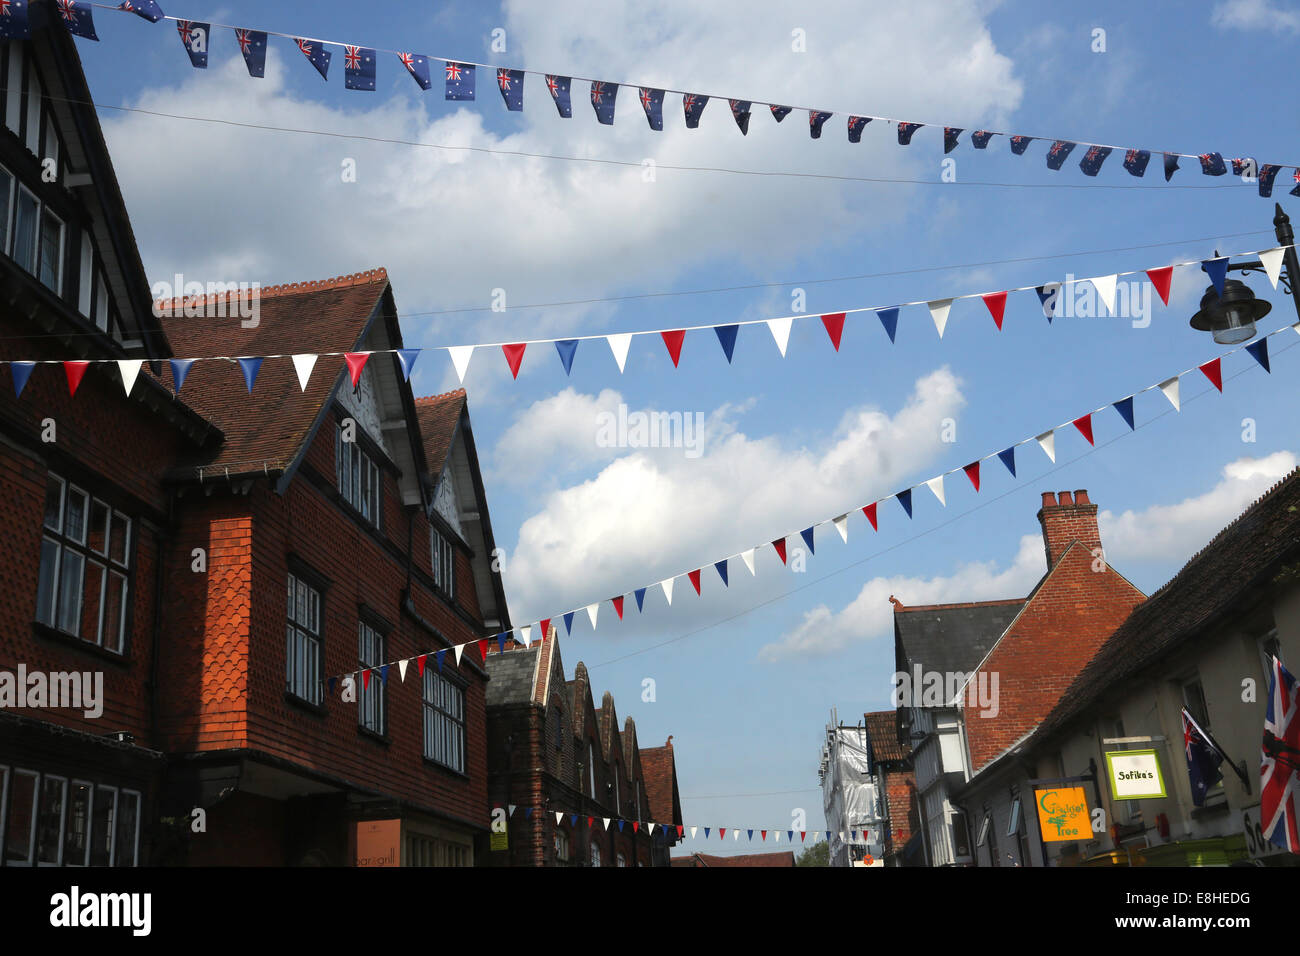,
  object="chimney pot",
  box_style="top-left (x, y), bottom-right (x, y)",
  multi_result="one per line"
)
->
top-left (1074, 489), bottom-right (1091, 504)
top-left (1041, 492), bottom-right (1057, 508)
top-left (1058, 491), bottom-right (1074, 506)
